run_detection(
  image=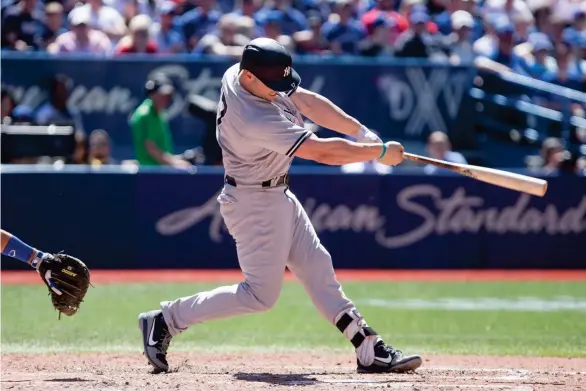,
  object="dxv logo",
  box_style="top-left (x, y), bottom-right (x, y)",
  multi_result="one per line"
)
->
top-left (377, 68), bottom-right (471, 136)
